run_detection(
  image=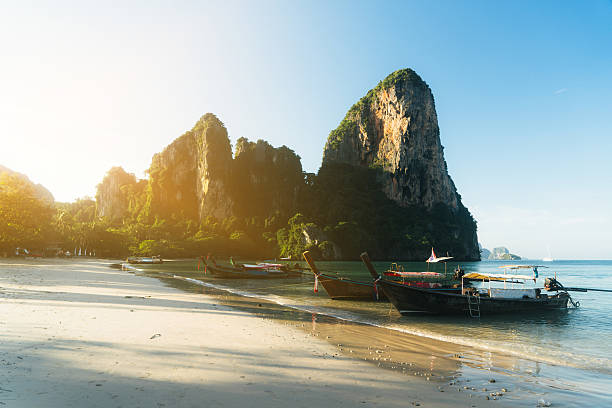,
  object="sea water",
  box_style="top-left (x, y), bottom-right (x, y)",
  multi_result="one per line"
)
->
top-left (139, 259), bottom-right (612, 406)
